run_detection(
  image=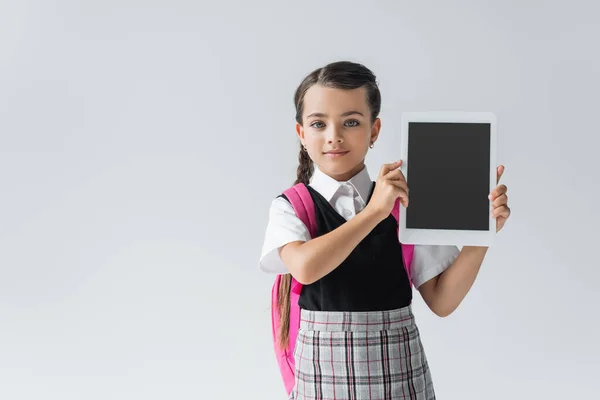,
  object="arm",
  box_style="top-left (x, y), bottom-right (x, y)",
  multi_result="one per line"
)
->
top-left (279, 205), bottom-right (383, 285)
top-left (418, 246), bottom-right (488, 317)
top-left (280, 160), bottom-right (408, 285)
